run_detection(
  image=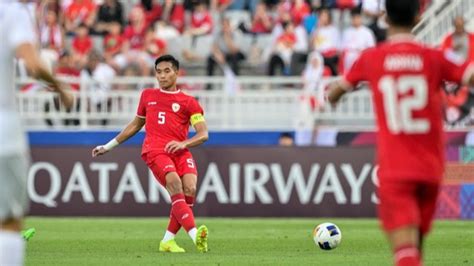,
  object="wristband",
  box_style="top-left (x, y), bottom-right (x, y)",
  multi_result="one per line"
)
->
top-left (103, 138), bottom-right (119, 151)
